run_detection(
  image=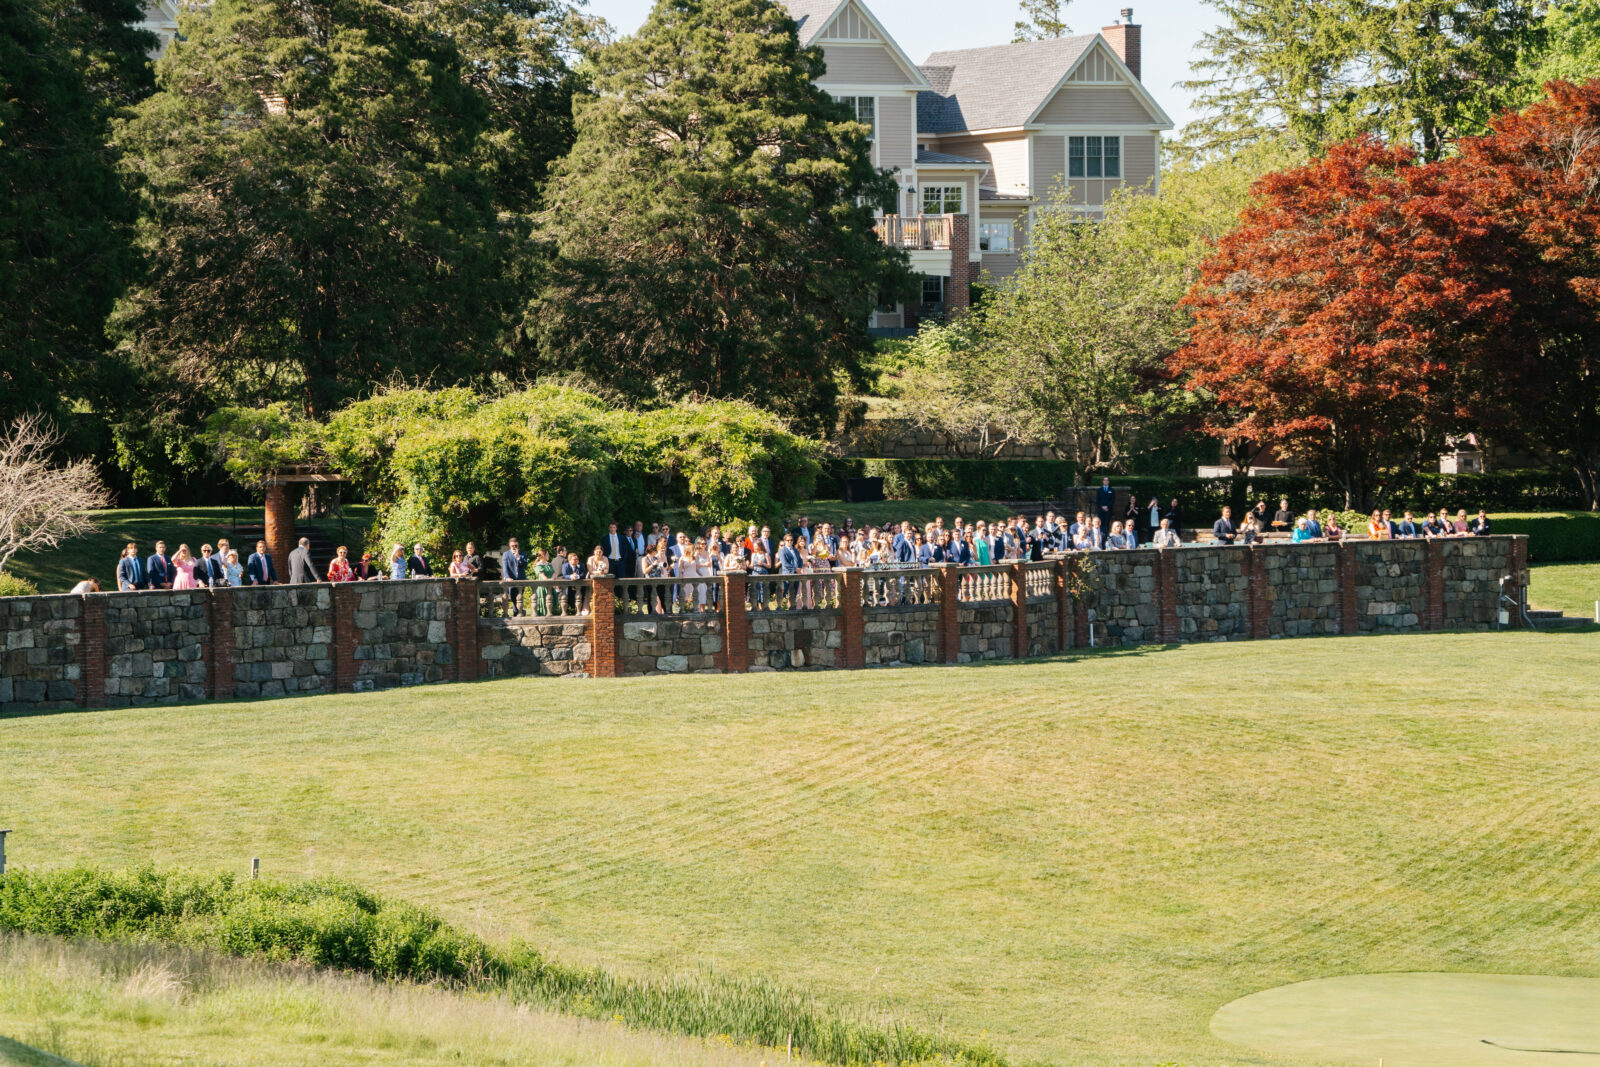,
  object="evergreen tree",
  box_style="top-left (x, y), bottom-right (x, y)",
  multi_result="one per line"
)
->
top-left (1013, 0), bottom-right (1071, 42)
top-left (112, 0), bottom-right (579, 433)
top-left (1518, 0), bottom-right (1600, 95)
top-left (528, 0), bottom-right (912, 434)
top-left (0, 0), bottom-right (152, 425)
